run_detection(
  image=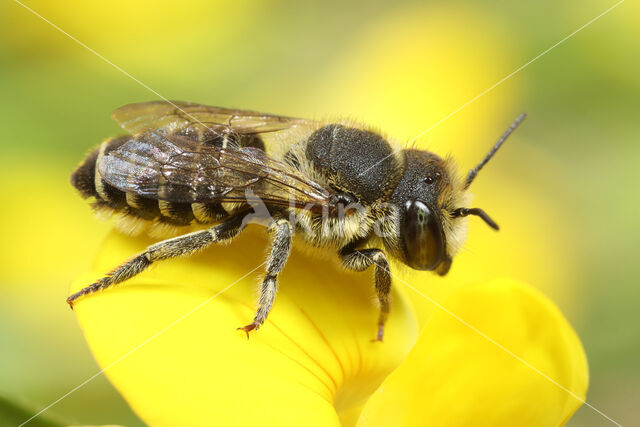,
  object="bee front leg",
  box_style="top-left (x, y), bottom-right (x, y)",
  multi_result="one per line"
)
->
top-left (238, 218), bottom-right (292, 338)
top-left (67, 211), bottom-right (249, 308)
top-left (339, 245), bottom-right (391, 341)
